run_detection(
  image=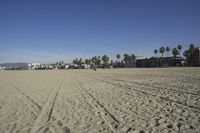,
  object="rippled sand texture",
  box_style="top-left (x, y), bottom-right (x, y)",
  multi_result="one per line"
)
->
top-left (0, 68), bottom-right (200, 133)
